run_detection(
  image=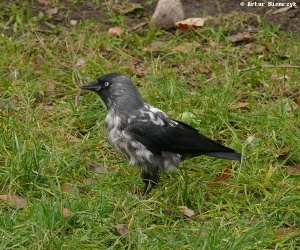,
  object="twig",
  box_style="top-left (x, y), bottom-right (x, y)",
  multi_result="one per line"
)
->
top-left (32, 29), bottom-right (69, 69)
top-left (203, 65), bottom-right (300, 84)
top-left (73, 69), bottom-right (84, 107)
top-left (74, 89), bottom-right (82, 108)
top-left (190, 26), bottom-right (206, 40)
